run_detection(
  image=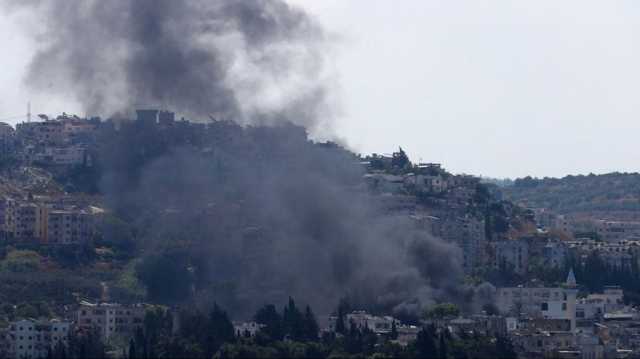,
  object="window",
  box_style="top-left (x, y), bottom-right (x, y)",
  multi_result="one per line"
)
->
top-left (562, 303), bottom-right (567, 311)
top-left (541, 303), bottom-right (549, 311)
